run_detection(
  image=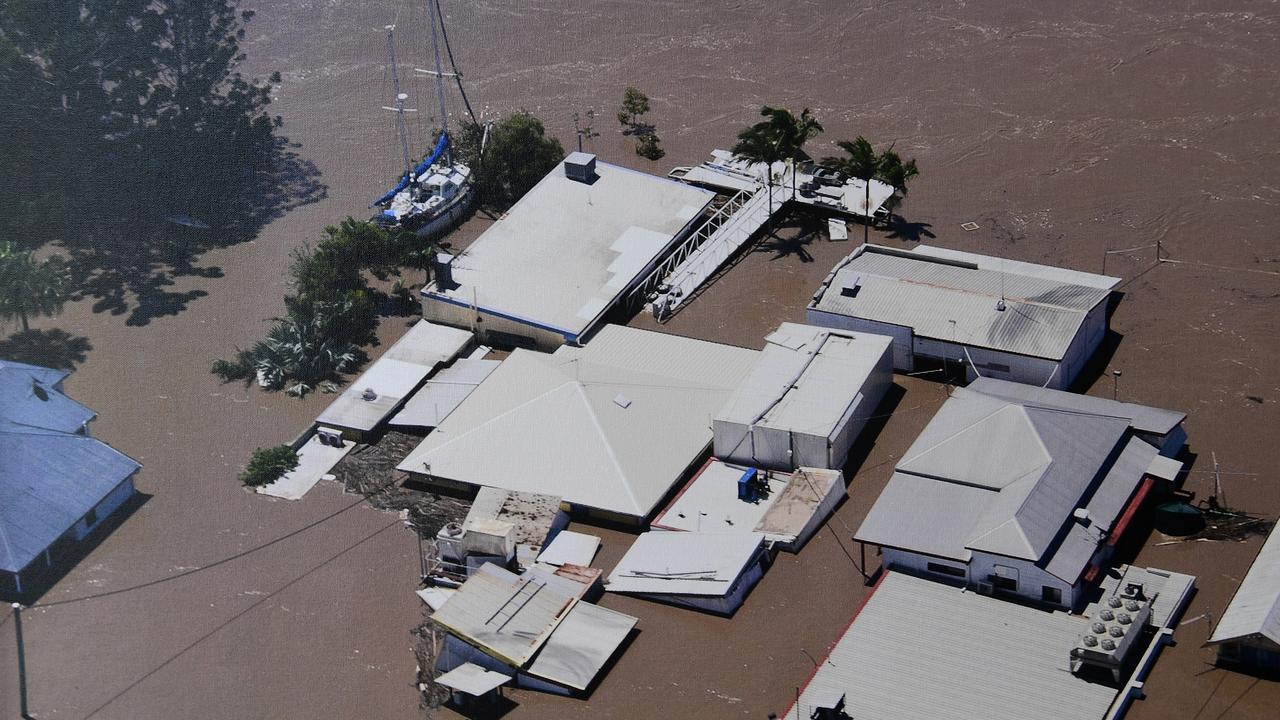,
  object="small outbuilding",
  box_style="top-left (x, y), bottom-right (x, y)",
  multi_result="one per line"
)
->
top-left (807, 244), bottom-right (1120, 389)
top-left (1208, 523), bottom-right (1280, 673)
top-left (714, 322), bottom-right (892, 470)
top-left (315, 320), bottom-right (472, 440)
top-left (606, 531), bottom-right (768, 615)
